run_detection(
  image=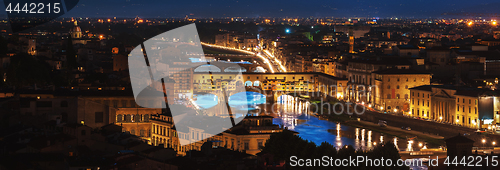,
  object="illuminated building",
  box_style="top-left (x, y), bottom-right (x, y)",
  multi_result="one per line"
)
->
top-left (410, 85), bottom-right (498, 129)
top-left (151, 113), bottom-right (179, 151)
top-left (69, 21), bottom-right (90, 45)
top-left (373, 67), bottom-right (431, 113)
top-left (174, 115), bottom-right (288, 155)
